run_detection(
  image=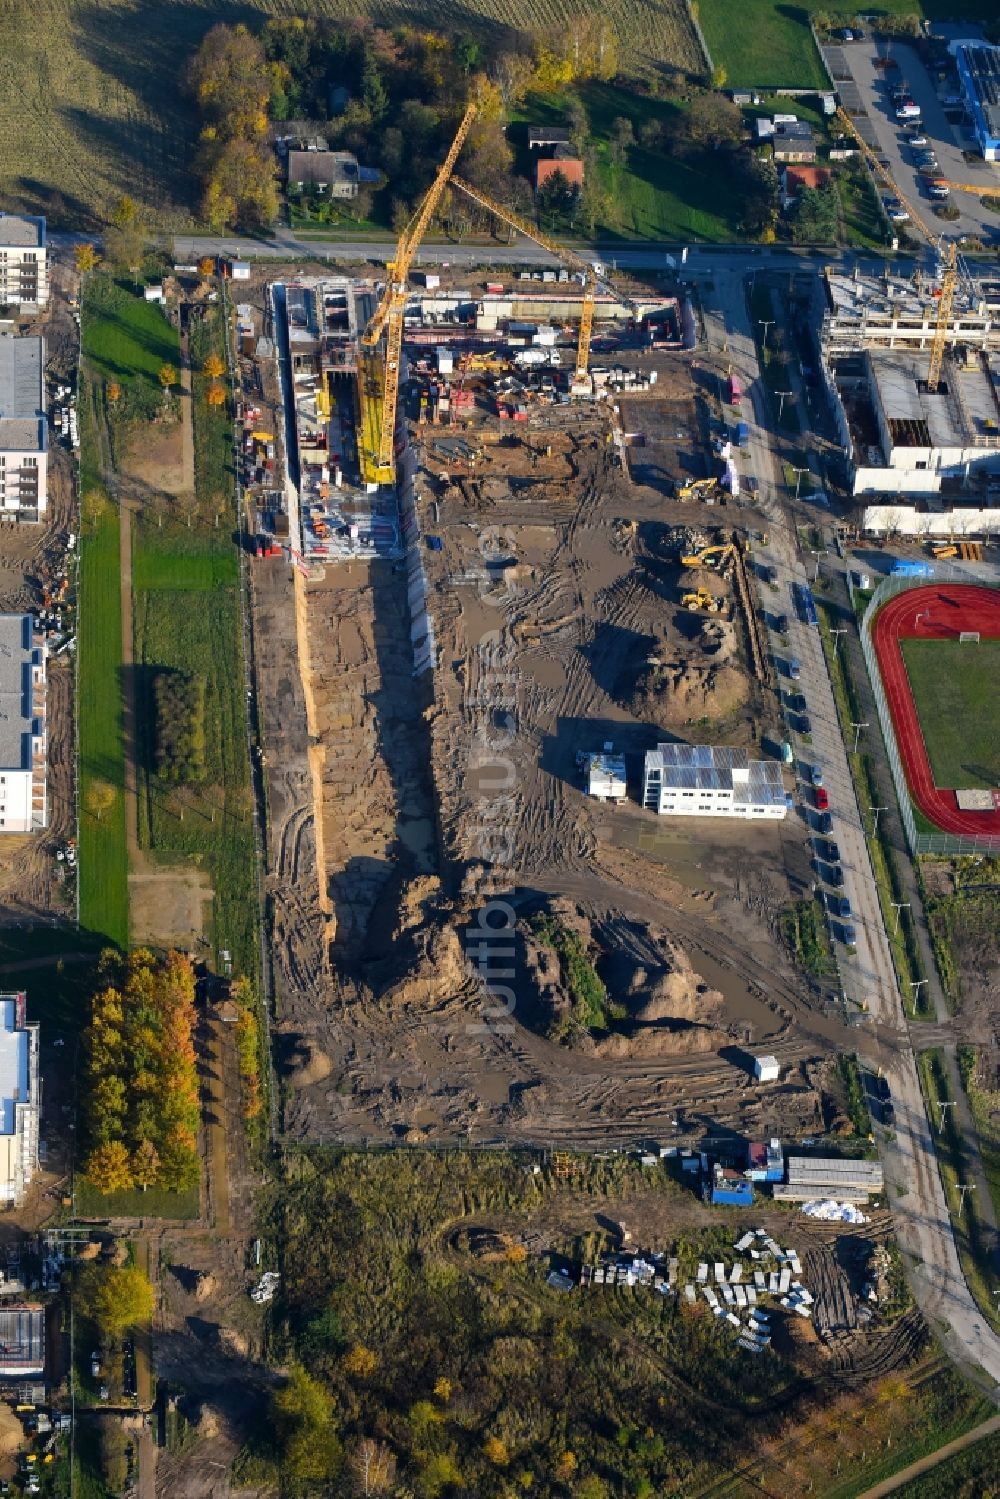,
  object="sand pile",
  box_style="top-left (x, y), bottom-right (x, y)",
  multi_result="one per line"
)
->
top-left (629, 655), bottom-right (748, 730)
top-left (595, 942), bottom-right (729, 1057)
